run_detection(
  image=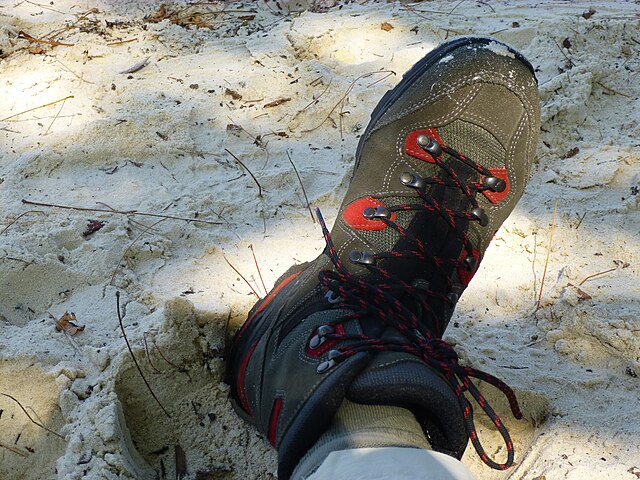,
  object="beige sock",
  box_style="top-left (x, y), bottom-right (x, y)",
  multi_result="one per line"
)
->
top-left (291, 399), bottom-right (431, 480)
